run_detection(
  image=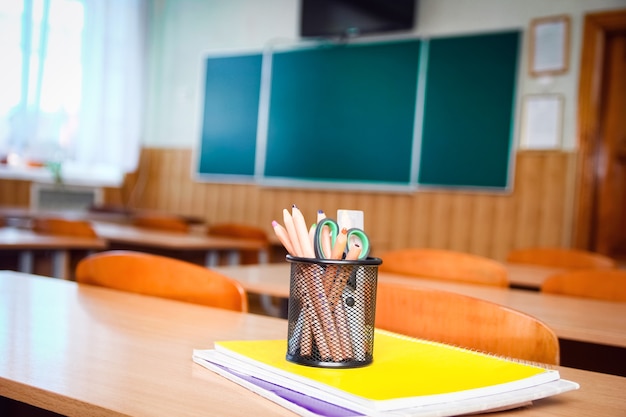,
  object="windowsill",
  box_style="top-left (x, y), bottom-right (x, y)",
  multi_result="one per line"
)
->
top-left (0, 163), bottom-right (124, 188)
